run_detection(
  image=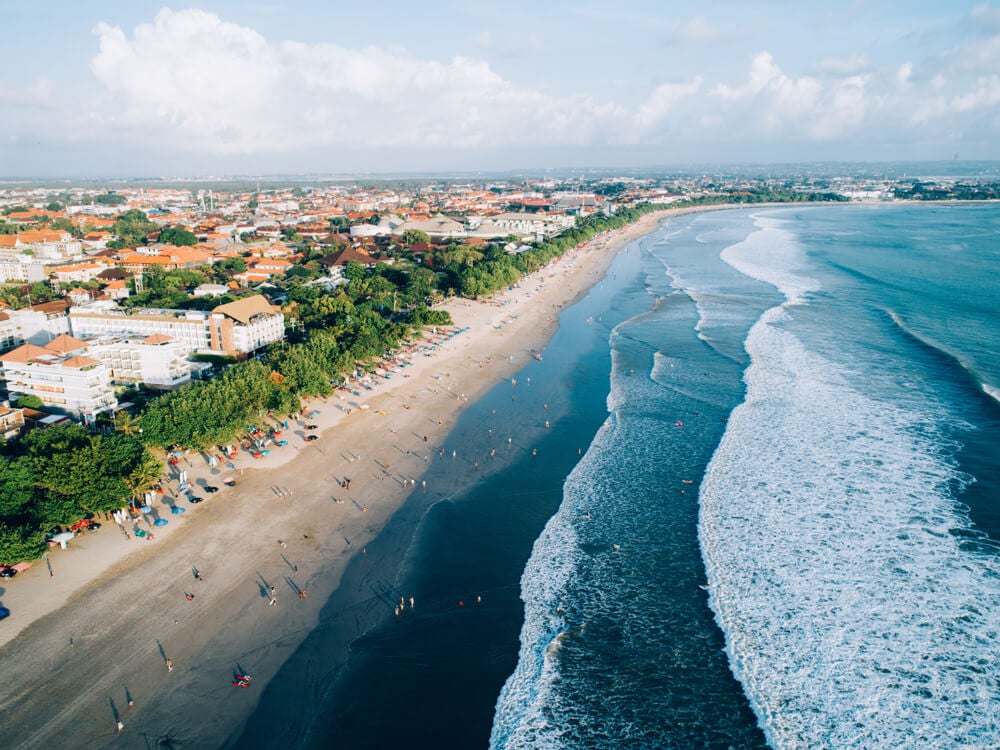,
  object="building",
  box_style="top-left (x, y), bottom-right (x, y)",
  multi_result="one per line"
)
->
top-left (208, 296), bottom-right (285, 355)
top-left (70, 303), bottom-right (212, 353)
top-left (0, 334), bottom-right (117, 424)
top-left (3, 300), bottom-right (72, 347)
top-left (0, 404), bottom-right (26, 441)
top-left (84, 333), bottom-right (198, 389)
top-left (317, 246), bottom-right (378, 283)
top-left (68, 294), bottom-right (283, 358)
